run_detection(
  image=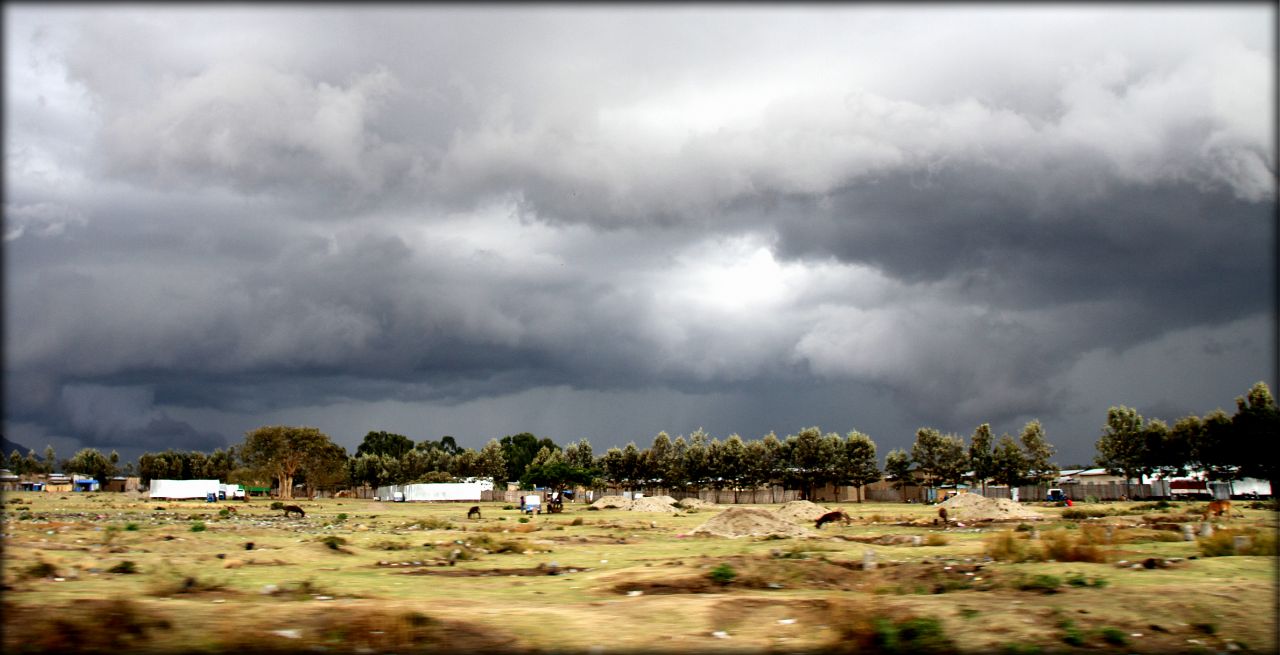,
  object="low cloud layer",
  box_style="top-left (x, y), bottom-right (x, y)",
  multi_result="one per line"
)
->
top-left (4, 6), bottom-right (1274, 465)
